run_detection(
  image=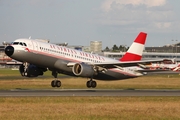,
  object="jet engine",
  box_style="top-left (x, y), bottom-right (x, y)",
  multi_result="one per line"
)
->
top-left (19, 64), bottom-right (46, 77)
top-left (72, 63), bottom-right (96, 77)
